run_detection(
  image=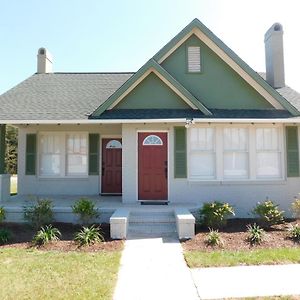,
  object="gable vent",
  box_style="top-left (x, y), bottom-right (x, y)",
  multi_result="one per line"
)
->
top-left (187, 46), bottom-right (201, 72)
